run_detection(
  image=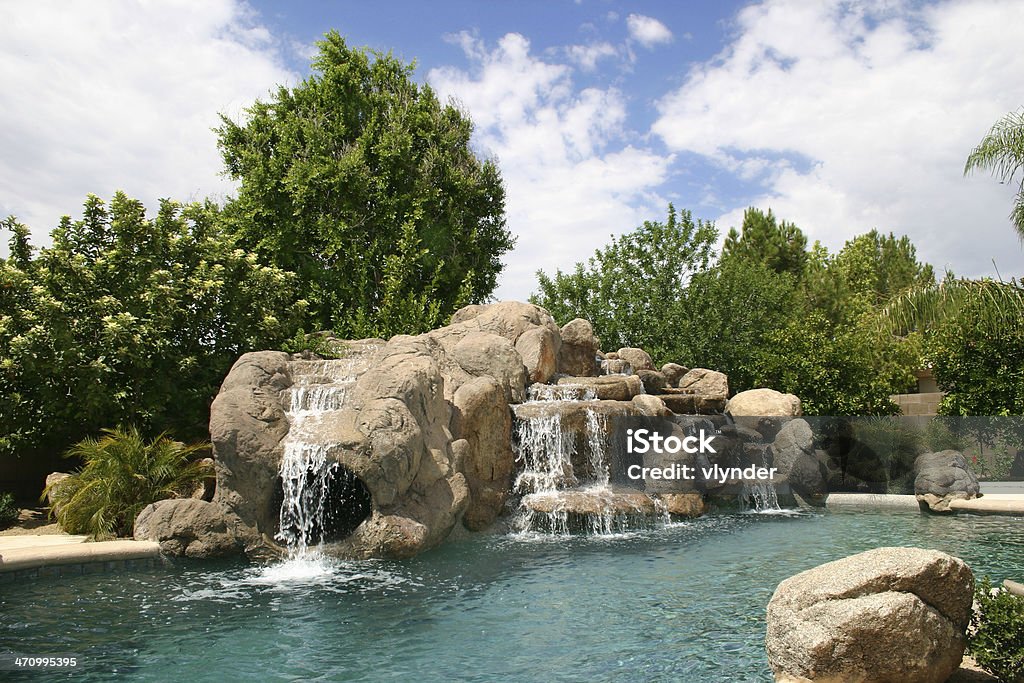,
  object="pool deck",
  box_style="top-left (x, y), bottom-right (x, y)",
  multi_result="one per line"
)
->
top-left (0, 534), bottom-right (160, 575)
top-left (826, 492), bottom-right (1024, 516)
